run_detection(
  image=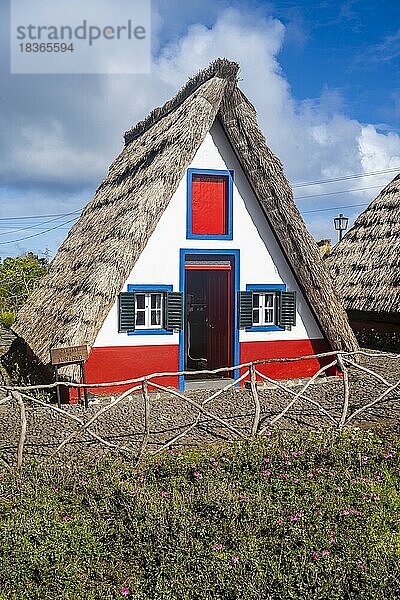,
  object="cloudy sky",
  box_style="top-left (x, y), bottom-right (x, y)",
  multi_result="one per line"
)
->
top-left (1, 0), bottom-right (399, 258)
